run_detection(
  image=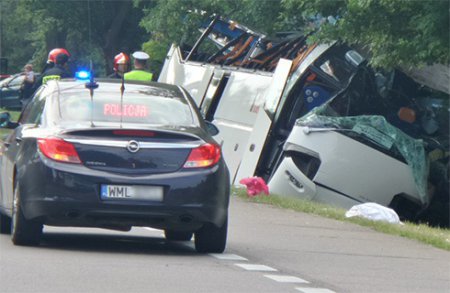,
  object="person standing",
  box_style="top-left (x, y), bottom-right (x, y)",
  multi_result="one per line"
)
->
top-left (124, 51), bottom-right (153, 82)
top-left (108, 52), bottom-right (130, 78)
top-left (21, 63), bottom-right (35, 100)
top-left (41, 48), bottom-right (71, 74)
top-left (34, 52), bottom-right (71, 89)
top-left (23, 64), bottom-right (35, 83)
